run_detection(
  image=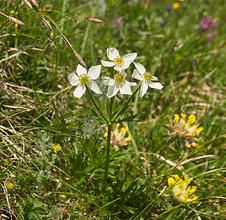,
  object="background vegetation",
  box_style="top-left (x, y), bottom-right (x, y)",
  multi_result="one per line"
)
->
top-left (0, 0), bottom-right (225, 219)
